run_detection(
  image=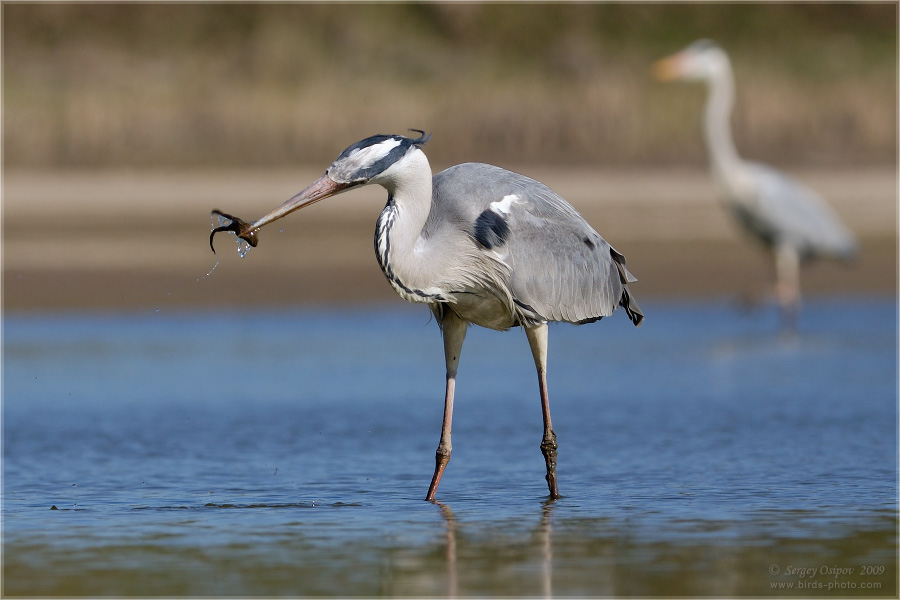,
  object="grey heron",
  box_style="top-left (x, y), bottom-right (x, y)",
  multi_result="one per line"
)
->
top-left (210, 131), bottom-right (643, 501)
top-left (654, 40), bottom-right (857, 328)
